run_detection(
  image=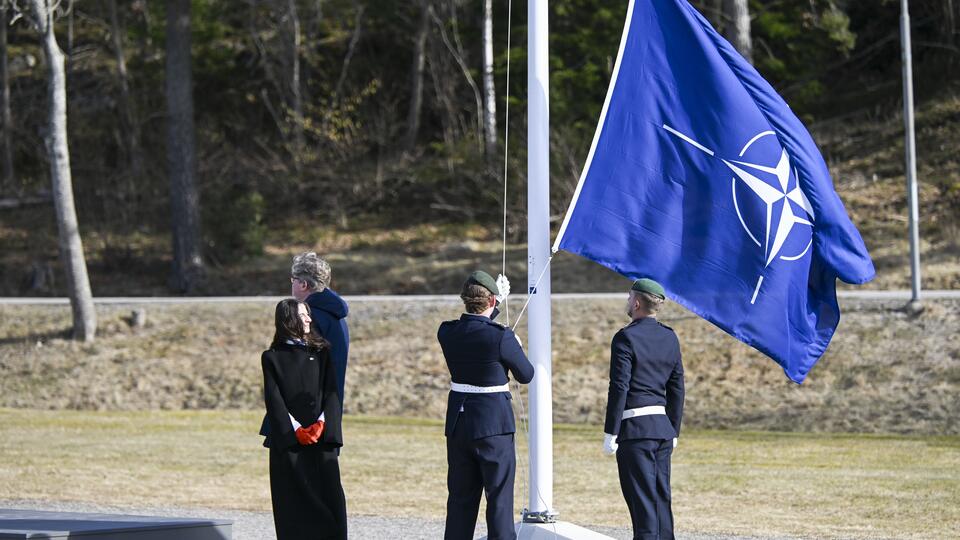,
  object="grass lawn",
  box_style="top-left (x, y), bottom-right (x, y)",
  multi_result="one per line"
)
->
top-left (0, 409), bottom-right (957, 538)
